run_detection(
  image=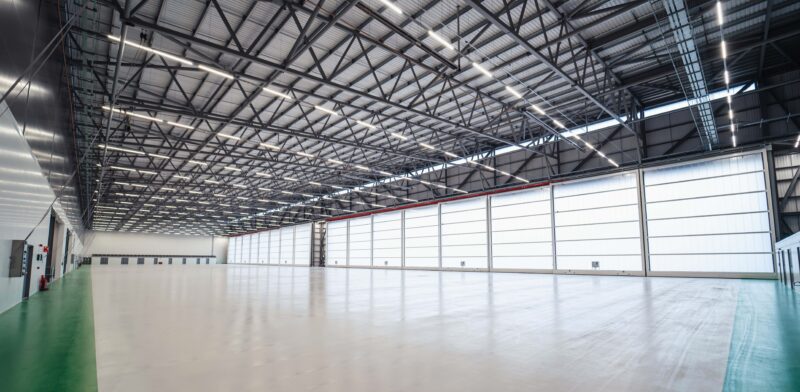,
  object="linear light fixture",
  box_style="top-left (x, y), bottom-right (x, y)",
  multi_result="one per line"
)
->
top-left (420, 143), bottom-right (435, 150)
top-left (314, 105), bottom-right (339, 116)
top-left (716, 1), bottom-right (724, 25)
top-left (260, 142), bottom-right (280, 150)
top-left (198, 64), bottom-right (234, 79)
top-left (505, 86), bottom-right (523, 99)
top-left (327, 158), bottom-right (344, 165)
top-left (174, 175), bottom-right (190, 180)
top-left (188, 160), bottom-right (207, 166)
top-left (553, 119), bottom-right (566, 129)
top-left (356, 120), bottom-right (376, 129)
top-left (107, 35), bottom-right (193, 66)
top-left (262, 87), bottom-right (292, 100)
top-left (148, 153), bottom-right (171, 160)
top-left (98, 144), bottom-right (144, 155)
top-left (443, 151), bottom-right (458, 158)
top-left (204, 179), bottom-right (220, 184)
top-left (217, 133), bottom-right (241, 141)
top-left (720, 40), bottom-right (727, 59)
top-left (295, 151), bottom-right (315, 158)
top-left (428, 30), bottom-right (454, 50)
top-left (531, 104), bottom-right (546, 116)
top-left (472, 62), bottom-right (493, 78)
top-left (390, 133), bottom-right (408, 141)
top-left (126, 111), bottom-right (163, 123)
top-left (223, 166), bottom-right (242, 172)
top-left (379, 0), bottom-right (402, 14)
top-left (167, 121), bottom-right (194, 129)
